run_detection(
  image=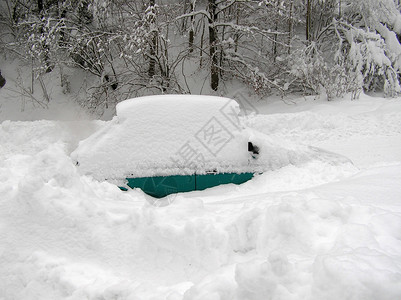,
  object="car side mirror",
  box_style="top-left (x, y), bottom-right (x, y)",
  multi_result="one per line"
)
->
top-left (248, 142), bottom-right (259, 159)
